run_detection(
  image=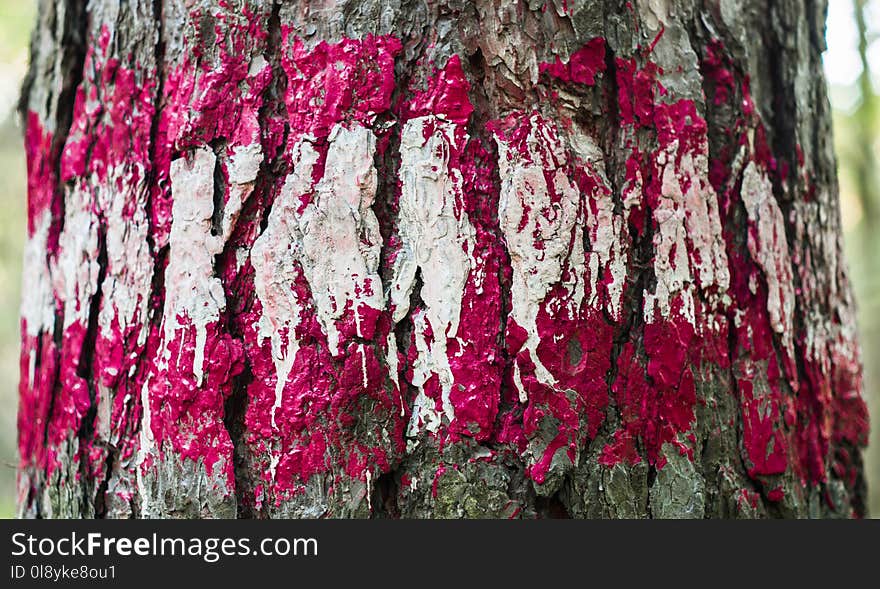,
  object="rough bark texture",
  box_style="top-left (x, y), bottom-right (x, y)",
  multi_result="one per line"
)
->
top-left (17, 0), bottom-right (869, 518)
